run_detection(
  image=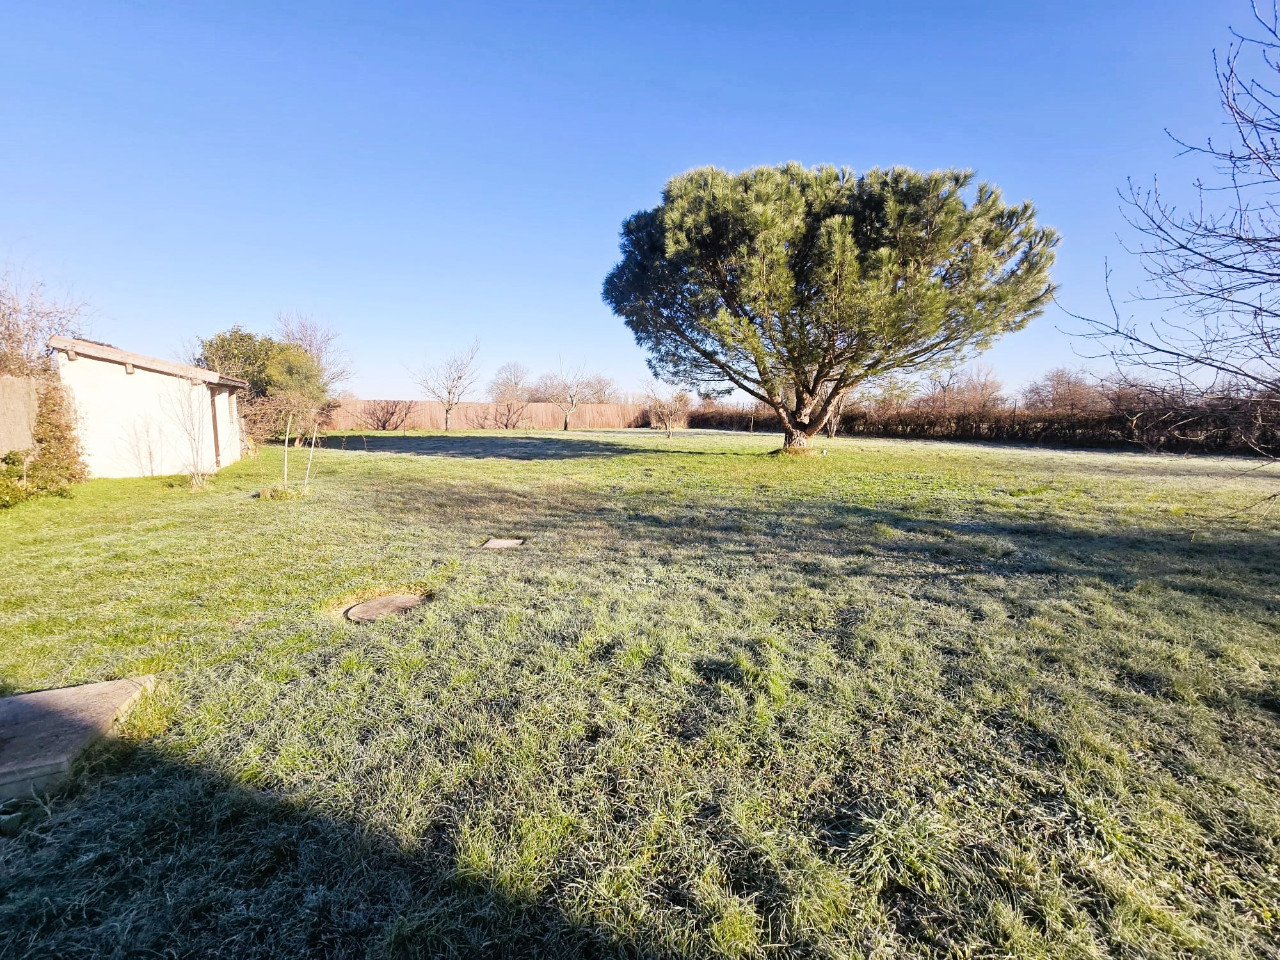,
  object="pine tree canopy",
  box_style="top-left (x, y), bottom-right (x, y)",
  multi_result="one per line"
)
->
top-left (603, 163), bottom-right (1058, 448)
